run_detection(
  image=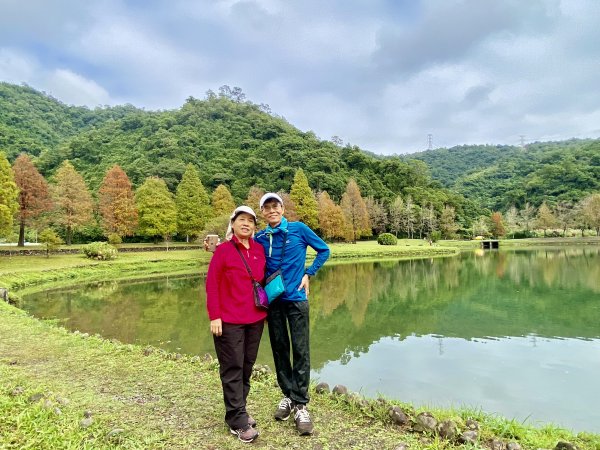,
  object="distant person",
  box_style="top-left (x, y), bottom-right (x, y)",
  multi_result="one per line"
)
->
top-left (205, 206), bottom-right (266, 443)
top-left (254, 193), bottom-right (330, 435)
